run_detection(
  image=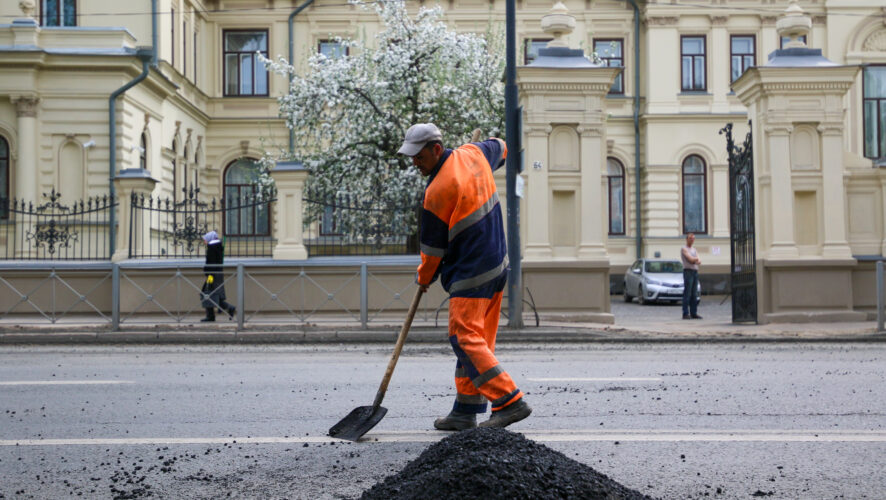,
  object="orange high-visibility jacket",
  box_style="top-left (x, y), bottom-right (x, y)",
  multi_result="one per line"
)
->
top-left (417, 139), bottom-right (507, 295)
